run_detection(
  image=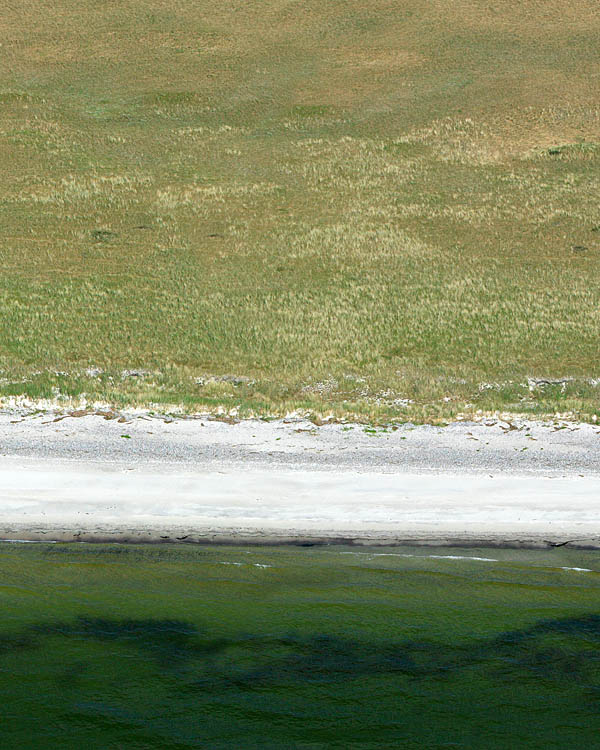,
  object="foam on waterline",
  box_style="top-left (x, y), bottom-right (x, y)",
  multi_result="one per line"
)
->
top-left (0, 539), bottom-right (58, 543)
top-left (371, 553), bottom-right (498, 562)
